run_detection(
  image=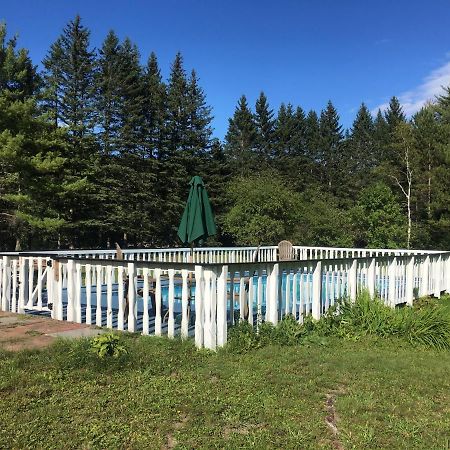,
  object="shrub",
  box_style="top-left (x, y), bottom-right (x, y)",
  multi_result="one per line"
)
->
top-left (91, 332), bottom-right (128, 359)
